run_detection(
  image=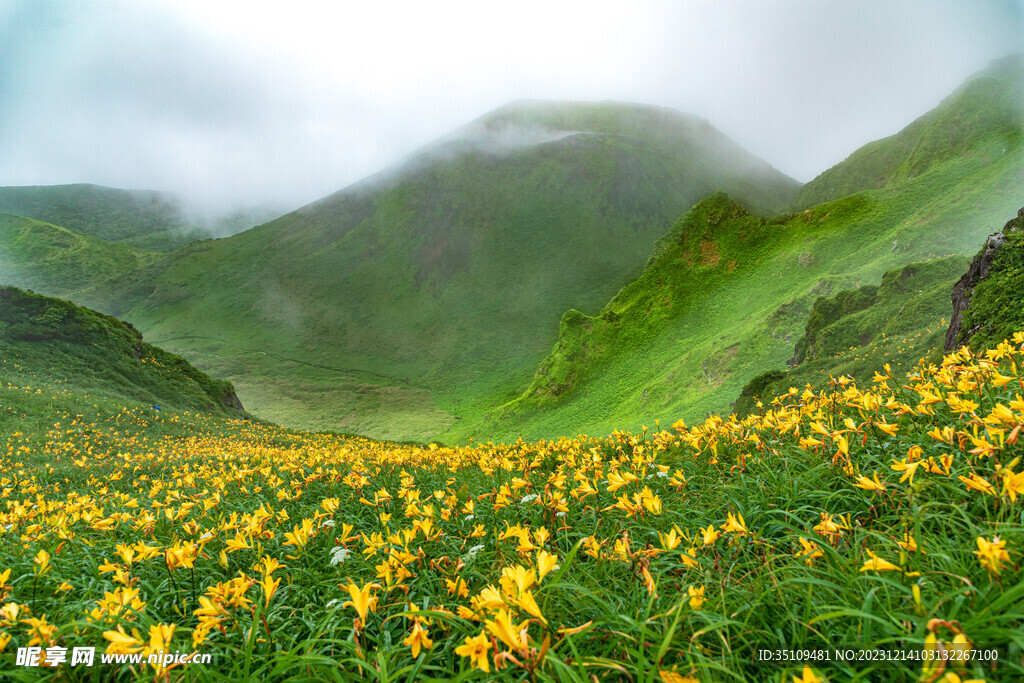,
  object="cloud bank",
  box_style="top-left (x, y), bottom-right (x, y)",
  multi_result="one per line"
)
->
top-left (0, 0), bottom-right (1020, 216)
